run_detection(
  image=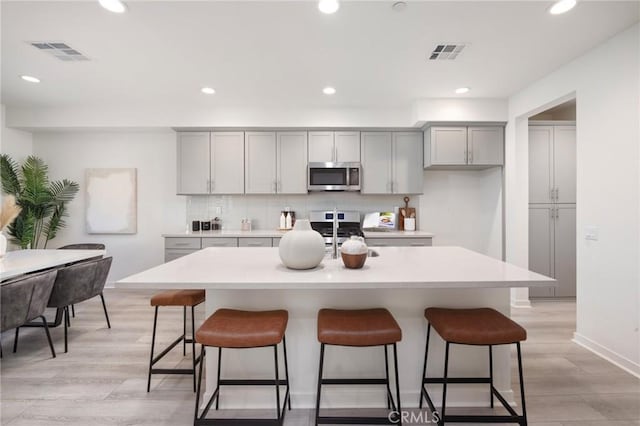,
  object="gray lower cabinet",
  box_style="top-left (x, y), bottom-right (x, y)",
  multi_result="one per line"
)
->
top-left (164, 237), bottom-right (202, 262)
top-left (202, 238), bottom-right (239, 248)
top-left (238, 238), bottom-right (273, 247)
top-left (365, 237), bottom-right (432, 247)
top-left (528, 205), bottom-right (576, 297)
top-left (164, 237), bottom-right (280, 262)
